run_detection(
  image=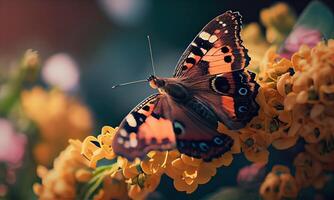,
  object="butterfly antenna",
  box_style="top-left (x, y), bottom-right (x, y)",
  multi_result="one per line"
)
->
top-left (111, 79), bottom-right (148, 89)
top-left (147, 35), bottom-right (156, 76)
top-left (112, 36), bottom-right (156, 89)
